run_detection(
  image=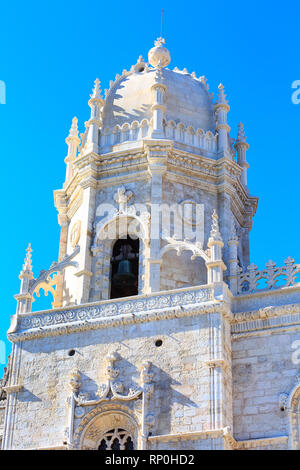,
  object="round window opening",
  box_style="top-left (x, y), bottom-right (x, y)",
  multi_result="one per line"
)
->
top-left (68, 349), bottom-right (76, 357)
top-left (155, 339), bottom-right (163, 347)
top-left (136, 64), bottom-right (145, 73)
